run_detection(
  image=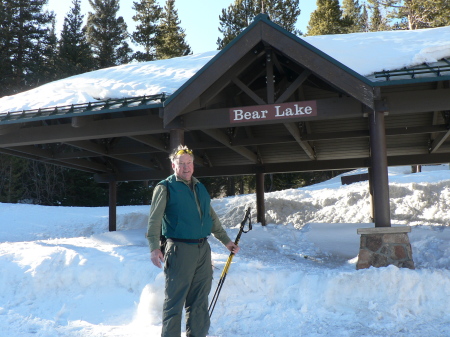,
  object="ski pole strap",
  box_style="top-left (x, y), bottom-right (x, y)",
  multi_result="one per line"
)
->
top-left (233, 207), bottom-right (252, 246)
top-left (241, 207), bottom-right (252, 233)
